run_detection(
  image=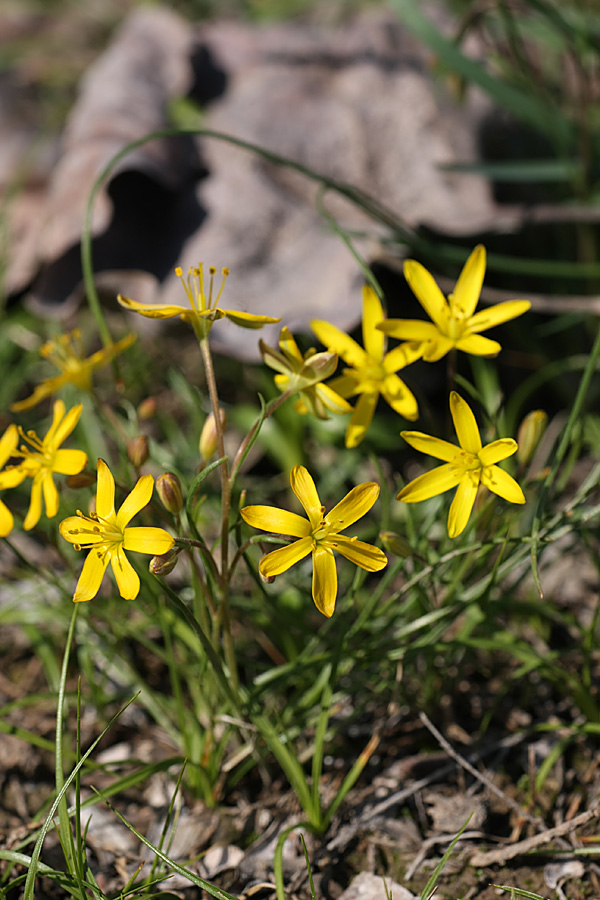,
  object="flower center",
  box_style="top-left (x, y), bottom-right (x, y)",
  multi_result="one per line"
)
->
top-left (453, 450), bottom-right (482, 474)
top-left (64, 510), bottom-right (123, 550)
